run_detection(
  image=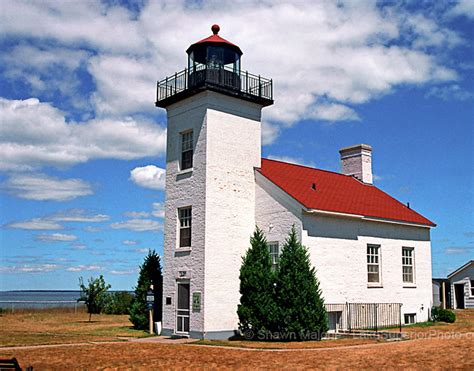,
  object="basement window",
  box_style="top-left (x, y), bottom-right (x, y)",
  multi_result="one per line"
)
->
top-left (404, 313), bottom-right (416, 325)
